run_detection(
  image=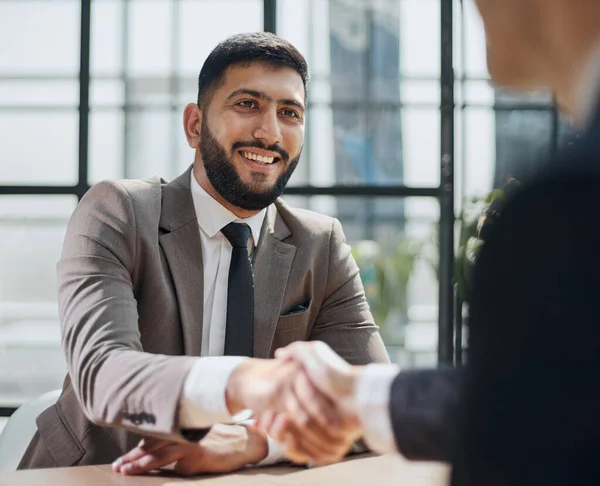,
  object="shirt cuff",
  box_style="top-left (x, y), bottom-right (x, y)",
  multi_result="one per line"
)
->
top-left (257, 433), bottom-right (285, 466)
top-left (178, 356), bottom-right (250, 428)
top-left (353, 363), bottom-right (400, 454)
top-left (238, 418), bottom-right (286, 466)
